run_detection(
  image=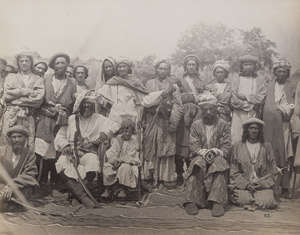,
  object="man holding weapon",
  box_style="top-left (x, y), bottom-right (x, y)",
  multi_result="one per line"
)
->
top-left (54, 90), bottom-right (119, 208)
